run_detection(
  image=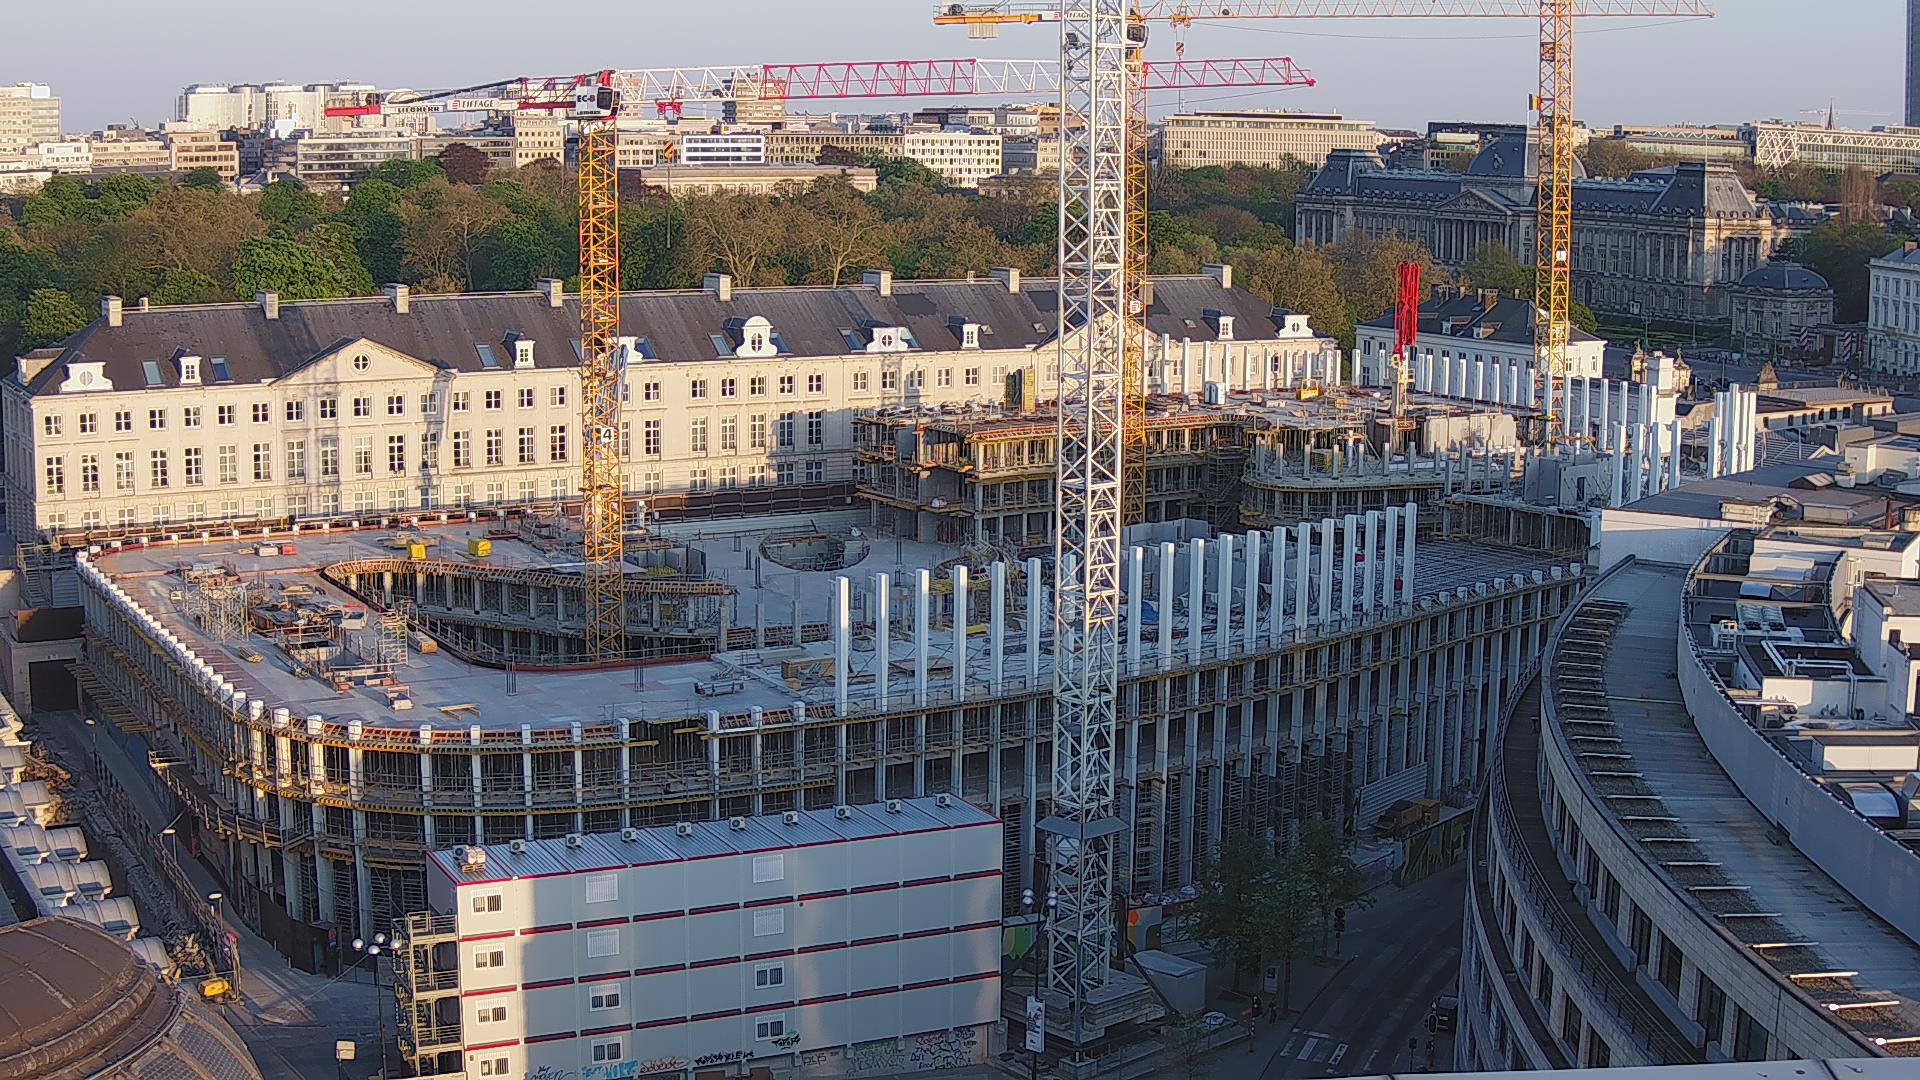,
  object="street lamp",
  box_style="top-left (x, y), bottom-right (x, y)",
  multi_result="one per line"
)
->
top-left (353, 932), bottom-right (391, 1078)
top-left (1020, 888), bottom-right (1057, 1080)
